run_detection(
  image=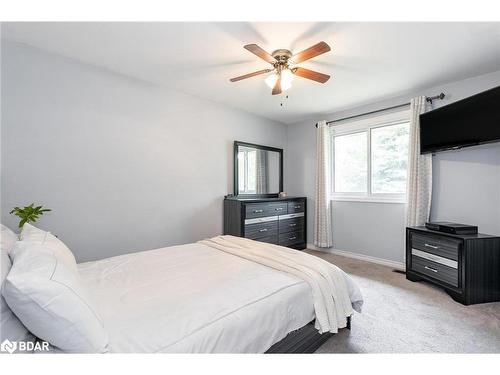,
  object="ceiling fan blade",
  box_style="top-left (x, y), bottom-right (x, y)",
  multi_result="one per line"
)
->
top-left (229, 69), bottom-right (273, 82)
top-left (293, 67), bottom-right (330, 83)
top-left (272, 76), bottom-right (282, 95)
top-left (291, 41), bottom-right (331, 64)
top-left (244, 44), bottom-right (277, 64)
